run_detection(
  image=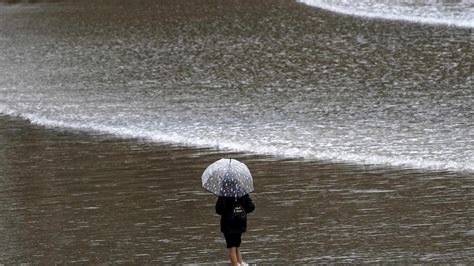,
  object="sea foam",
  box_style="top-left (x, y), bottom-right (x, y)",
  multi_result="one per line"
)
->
top-left (1, 105), bottom-right (472, 173)
top-left (298, 0), bottom-right (474, 28)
